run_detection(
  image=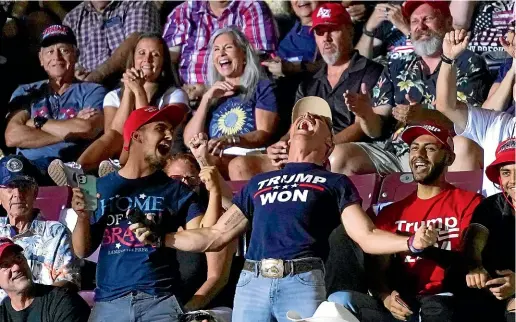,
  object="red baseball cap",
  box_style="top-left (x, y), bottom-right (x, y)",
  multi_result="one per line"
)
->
top-left (401, 123), bottom-right (454, 151)
top-left (402, 0), bottom-right (451, 19)
top-left (0, 238), bottom-right (23, 261)
top-left (123, 104), bottom-right (188, 151)
top-left (310, 2), bottom-right (352, 33)
top-left (485, 138), bottom-right (516, 184)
